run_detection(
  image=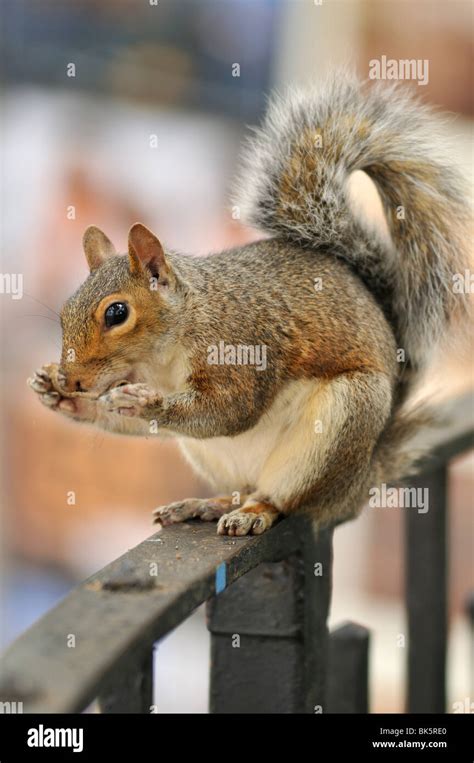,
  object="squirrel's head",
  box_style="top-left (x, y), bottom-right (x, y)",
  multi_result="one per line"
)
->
top-left (60, 223), bottom-right (182, 394)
